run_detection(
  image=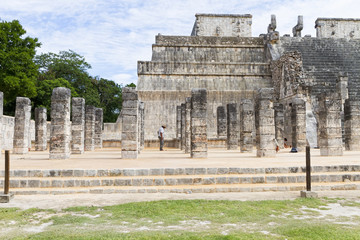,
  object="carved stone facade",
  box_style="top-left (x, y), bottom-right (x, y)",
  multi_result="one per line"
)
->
top-left (191, 89), bottom-right (208, 158)
top-left (71, 97), bottom-right (85, 154)
top-left (13, 97), bottom-right (31, 154)
top-left (226, 103), bottom-right (239, 150)
top-left (35, 107), bottom-right (47, 151)
top-left (240, 99), bottom-right (254, 152)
